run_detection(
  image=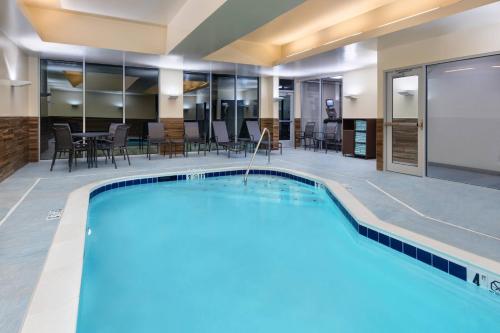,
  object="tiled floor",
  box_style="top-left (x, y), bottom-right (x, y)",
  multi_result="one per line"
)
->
top-left (1, 148), bottom-right (500, 333)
